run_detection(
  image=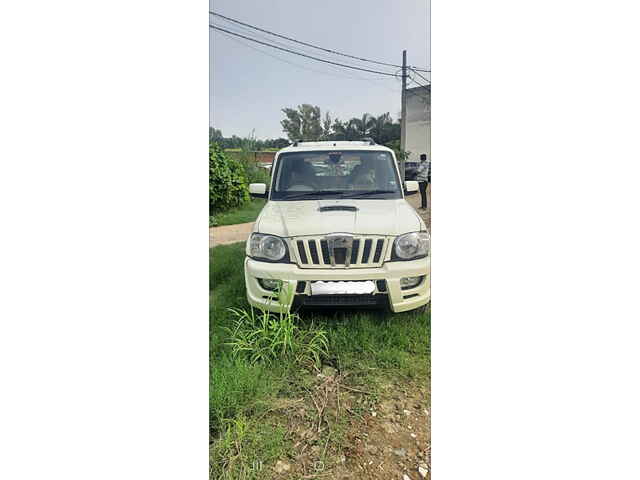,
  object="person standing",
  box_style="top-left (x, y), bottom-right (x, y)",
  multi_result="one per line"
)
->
top-left (416, 153), bottom-right (430, 210)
